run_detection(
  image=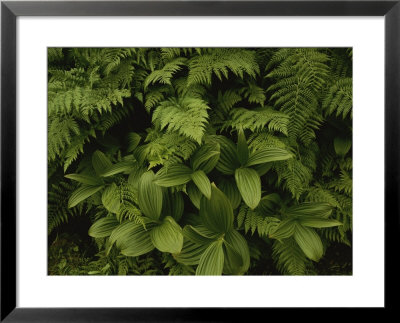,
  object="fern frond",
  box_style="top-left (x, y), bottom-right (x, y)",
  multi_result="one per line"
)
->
top-left (298, 142), bottom-right (318, 173)
top-left (144, 57), bottom-right (187, 90)
top-left (117, 181), bottom-right (146, 226)
top-left (48, 86), bottom-right (130, 117)
top-left (144, 85), bottom-right (172, 112)
top-left (328, 48), bottom-right (352, 79)
top-left (162, 253), bottom-right (195, 275)
top-left (127, 254), bottom-right (163, 275)
top-left (339, 157), bottom-right (353, 171)
top-left (322, 78), bottom-right (352, 119)
top-left (272, 238), bottom-right (308, 275)
top-left (267, 48), bottom-right (329, 89)
top-left (305, 185), bottom-right (340, 208)
top-left (160, 48), bottom-right (196, 61)
top-left (267, 48), bottom-right (329, 140)
top-left (174, 78), bottom-right (207, 99)
top-left (141, 130), bottom-right (198, 169)
top-left (187, 48), bottom-right (259, 86)
top-left (48, 67), bottom-right (88, 87)
top-left (210, 89), bottom-right (242, 127)
top-left (105, 60), bottom-right (135, 88)
top-left (48, 180), bottom-right (93, 234)
top-left (298, 114), bottom-right (324, 145)
top-left (268, 77), bottom-right (318, 140)
top-left (255, 48), bottom-right (277, 72)
top-left (315, 187), bottom-right (352, 246)
top-left (225, 107), bottom-right (289, 135)
top-left (275, 158), bottom-right (313, 200)
top-left (63, 133), bottom-right (96, 172)
top-left (160, 48), bottom-right (184, 61)
top-left (237, 204), bottom-right (280, 237)
top-left (94, 104), bottom-right (134, 133)
top-left (100, 48), bottom-right (135, 76)
top-left (334, 194), bottom-right (352, 231)
top-left (48, 48), bottom-right (64, 63)
top-left (248, 132), bottom-right (287, 152)
top-left (330, 170), bottom-right (352, 195)
top-left (216, 90), bottom-right (242, 115)
top-left (48, 116), bottom-right (80, 162)
top-left (320, 227), bottom-right (351, 246)
top-left (239, 82), bottom-right (266, 105)
top-left (152, 95), bottom-right (209, 143)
